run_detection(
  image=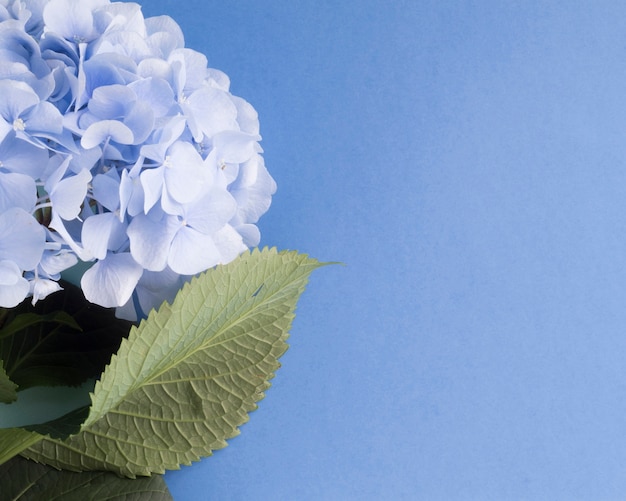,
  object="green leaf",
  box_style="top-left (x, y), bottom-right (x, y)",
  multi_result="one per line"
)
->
top-left (0, 404), bottom-right (94, 465)
top-left (0, 428), bottom-right (43, 465)
top-left (22, 248), bottom-right (323, 477)
top-left (23, 406), bottom-right (90, 440)
top-left (0, 311), bottom-right (81, 341)
top-left (0, 282), bottom-right (132, 390)
top-left (0, 456), bottom-right (173, 500)
top-left (0, 359), bottom-right (18, 403)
